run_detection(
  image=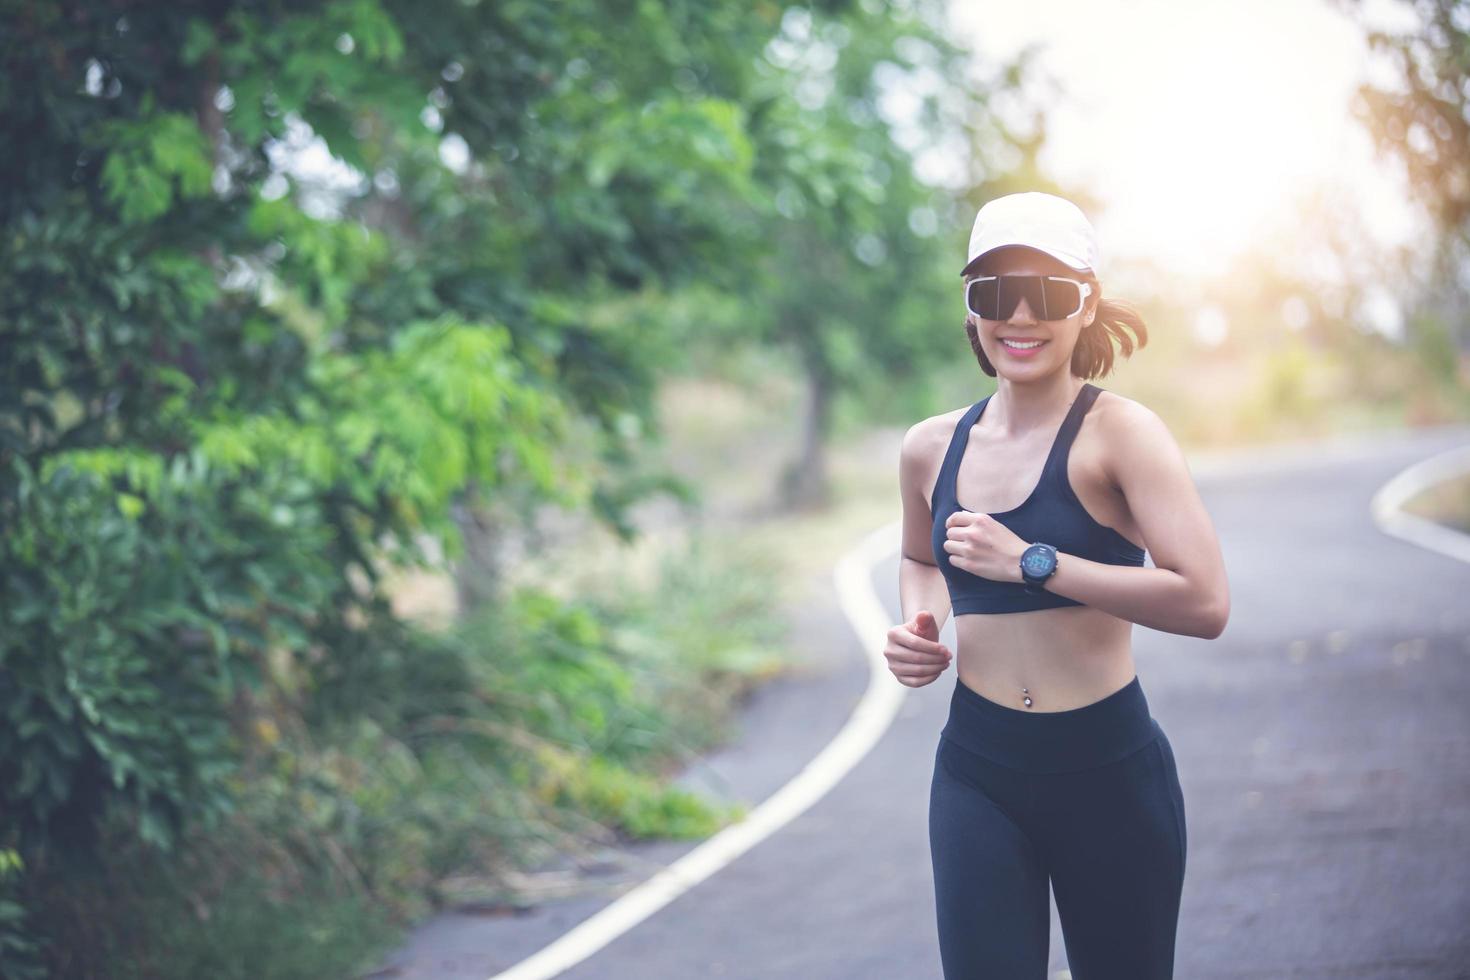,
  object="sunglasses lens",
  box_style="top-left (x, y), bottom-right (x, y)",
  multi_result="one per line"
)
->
top-left (966, 279), bottom-right (1000, 318)
top-left (967, 277), bottom-right (1082, 320)
top-left (1041, 278), bottom-right (1081, 319)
